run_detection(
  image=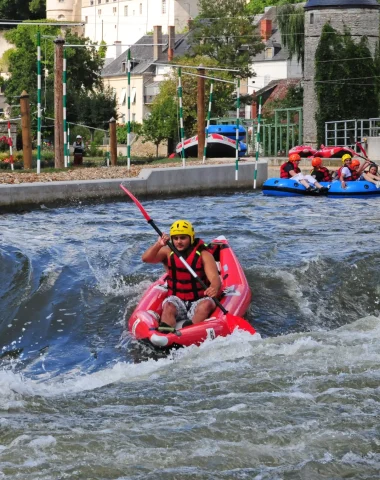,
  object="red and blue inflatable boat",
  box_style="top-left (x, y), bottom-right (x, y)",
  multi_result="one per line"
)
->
top-left (127, 236), bottom-right (258, 349)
